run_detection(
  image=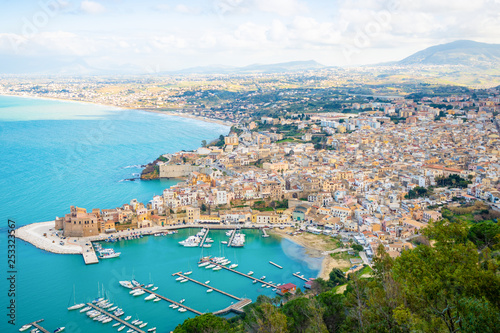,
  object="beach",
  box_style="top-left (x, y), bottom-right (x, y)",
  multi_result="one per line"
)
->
top-left (269, 228), bottom-right (352, 280)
